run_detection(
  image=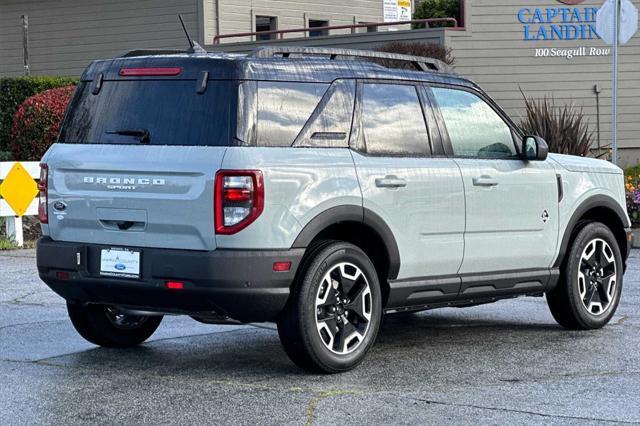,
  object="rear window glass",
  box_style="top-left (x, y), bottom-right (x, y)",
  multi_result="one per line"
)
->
top-left (256, 82), bottom-right (328, 147)
top-left (59, 80), bottom-right (236, 146)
